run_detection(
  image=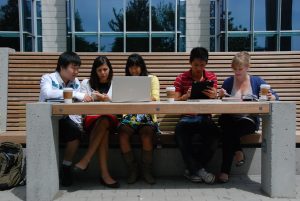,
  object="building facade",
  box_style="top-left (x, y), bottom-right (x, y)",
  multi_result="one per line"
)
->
top-left (0, 0), bottom-right (299, 52)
